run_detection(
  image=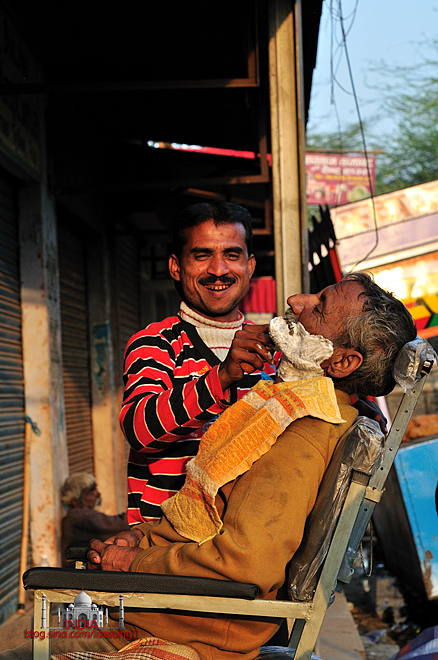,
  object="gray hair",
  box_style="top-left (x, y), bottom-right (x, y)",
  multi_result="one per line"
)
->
top-left (333, 272), bottom-right (417, 397)
top-left (61, 472), bottom-right (96, 507)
